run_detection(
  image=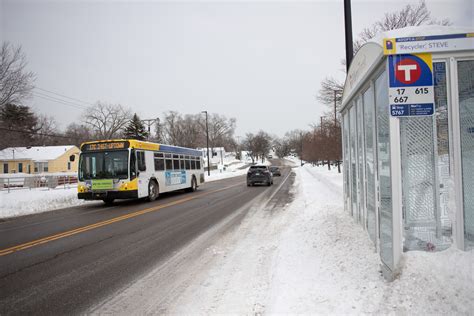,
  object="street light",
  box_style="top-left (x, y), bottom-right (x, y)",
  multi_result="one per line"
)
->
top-left (201, 110), bottom-right (211, 176)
